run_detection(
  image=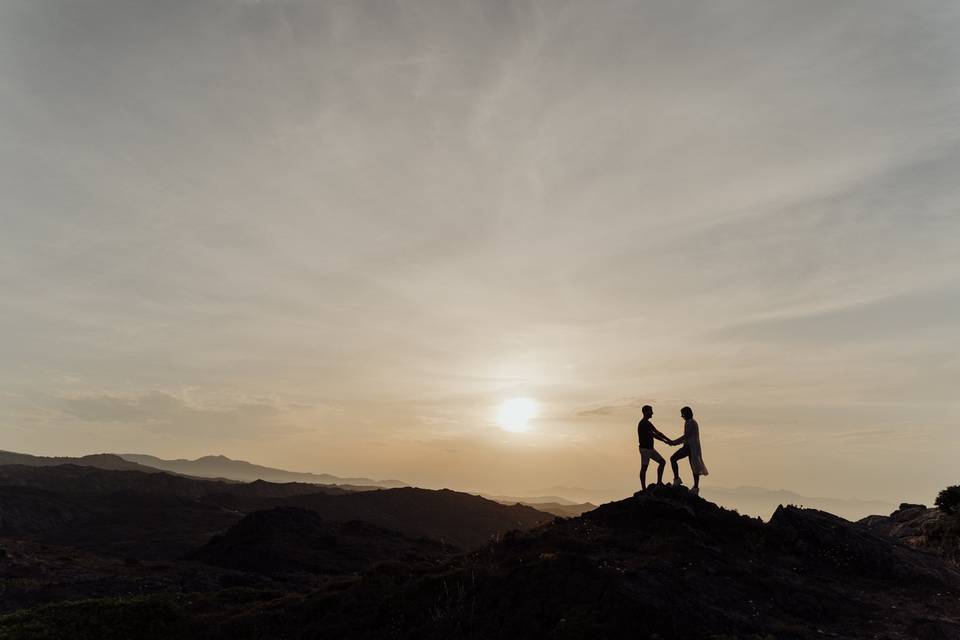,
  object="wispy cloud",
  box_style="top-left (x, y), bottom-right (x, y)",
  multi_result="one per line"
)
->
top-left (57, 391), bottom-right (317, 439)
top-left (1, 0), bottom-right (958, 502)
